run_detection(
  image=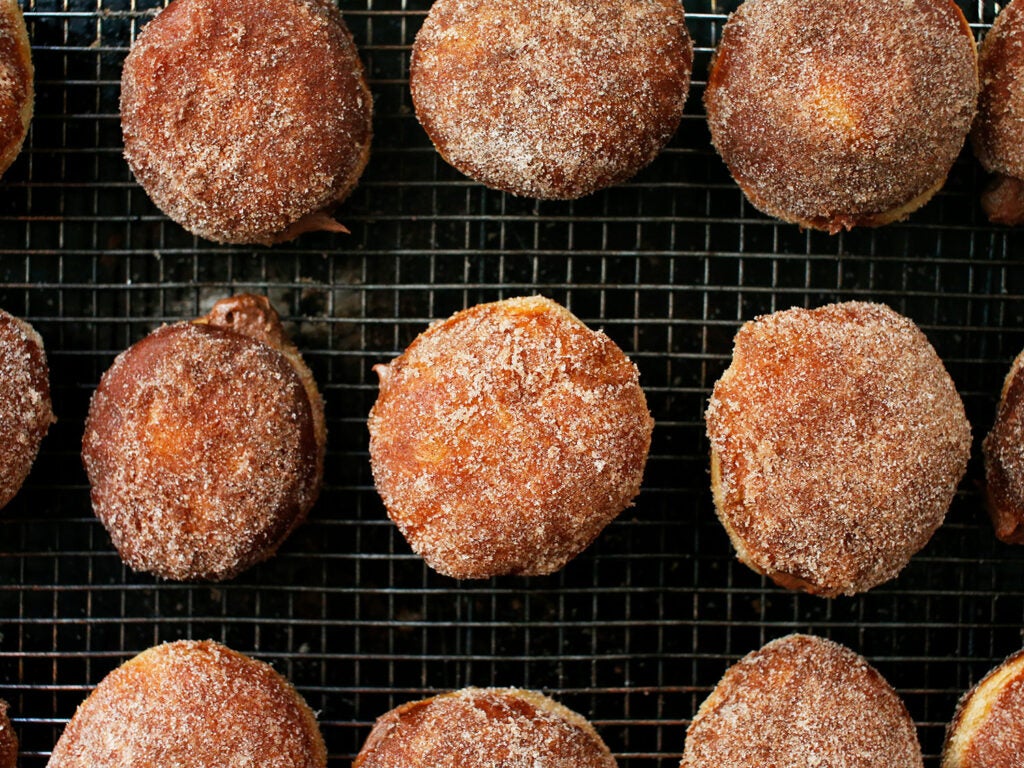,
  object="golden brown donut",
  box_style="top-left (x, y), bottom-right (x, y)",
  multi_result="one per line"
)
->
top-left (983, 348), bottom-right (1024, 543)
top-left (0, 700), bottom-right (16, 768)
top-left (368, 296), bottom-right (653, 579)
top-left (82, 294), bottom-right (326, 581)
top-left (121, 0), bottom-right (372, 245)
top-left (681, 634), bottom-right (923, 768)
top-left (354, 687), bottom-right (617, 768)
top-left (943, 649), bottom-right (1024, 768)
top-left (0, 307), bottom-right (54, 512)
top-left (705, 302), bottom-right (971, 597)
top-left (973, 0), bottom-right (1024, 225)
top-left (410, 0), bottom-right (693, 200)
top-left (0, 0), bottom-right (32, 178)
top-left (704, 0), bottom-right (978, 233)
top-left (47, 640), bottom-right (326, 768)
